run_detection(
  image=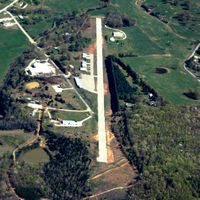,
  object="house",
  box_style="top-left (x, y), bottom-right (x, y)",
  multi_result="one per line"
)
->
top-left (112, 31), bottom-right (124, 38)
